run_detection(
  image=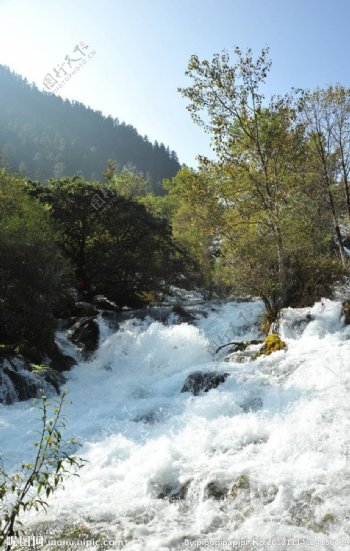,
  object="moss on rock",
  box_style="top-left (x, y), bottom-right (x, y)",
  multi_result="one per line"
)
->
top-left (259, 333), bottom-right (286, 356)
